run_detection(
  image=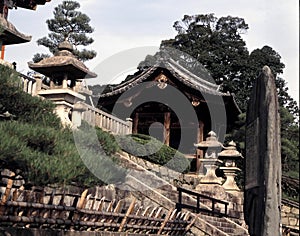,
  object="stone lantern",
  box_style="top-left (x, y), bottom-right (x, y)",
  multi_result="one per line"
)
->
top-left (28, 40), bottom-right (97, 127)
top-left (194, 131), bottom-right (223, 185)
top-left (218, 141), bottom-right (243, 192)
